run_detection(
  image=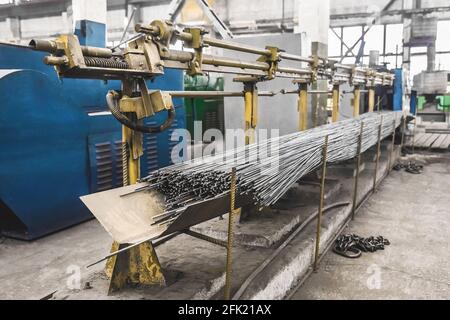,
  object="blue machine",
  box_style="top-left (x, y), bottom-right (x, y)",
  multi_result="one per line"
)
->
top-left (0, 20), bottom-right (185, 240)
top-left (393, 68), bottom-right (403, 111)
